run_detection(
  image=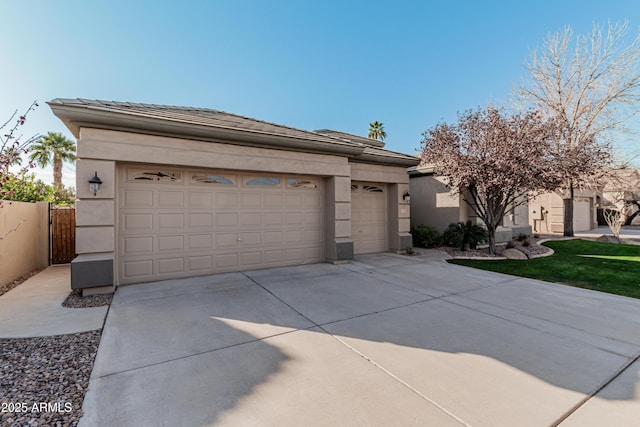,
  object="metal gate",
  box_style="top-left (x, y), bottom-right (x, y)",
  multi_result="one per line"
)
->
top-left (50, 207), bottom-right (76, 264)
